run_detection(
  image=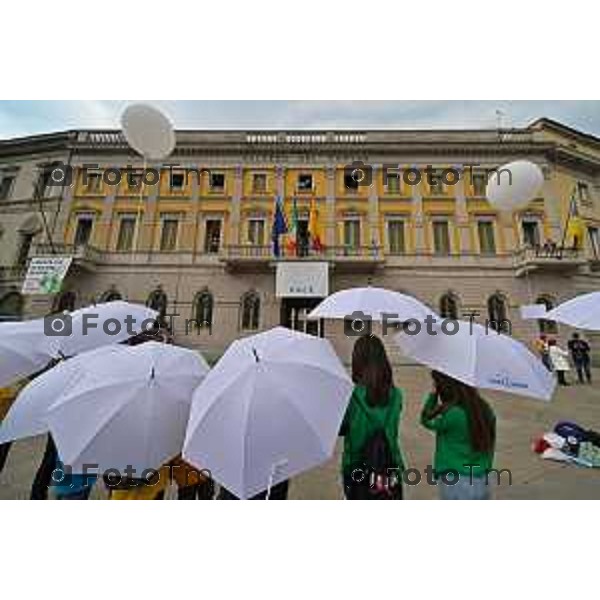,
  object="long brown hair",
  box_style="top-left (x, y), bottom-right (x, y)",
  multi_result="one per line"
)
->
top-left (431, 370), bottom-right (495, 453)
top-left (351, 335), bottom-right (394, 407)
